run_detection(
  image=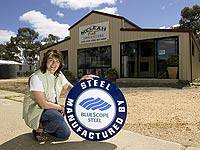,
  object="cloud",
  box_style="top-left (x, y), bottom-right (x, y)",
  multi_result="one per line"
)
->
top-left (56, 11), bottom-right (64, 18)
top-left (95, 7), bottom-right (118, 15)
top-left (161, 5), bottom-right (166, 10)
top-left (172, 24), bottom-right (180, 28)
top-left (159, 26), bottom-right (169, 29)
top-left (159, 24), bottom-right (180, 29)
top-left (19, 10), bottom-right (70, 39)
top-left (168, 2), bottom-right (173, 6)
top-left (50, 0), bottom-right (117, 10)
top-left (0, 30), bottom-right (16, 44)
top-left (161, 0), bottom-right (179, 10)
